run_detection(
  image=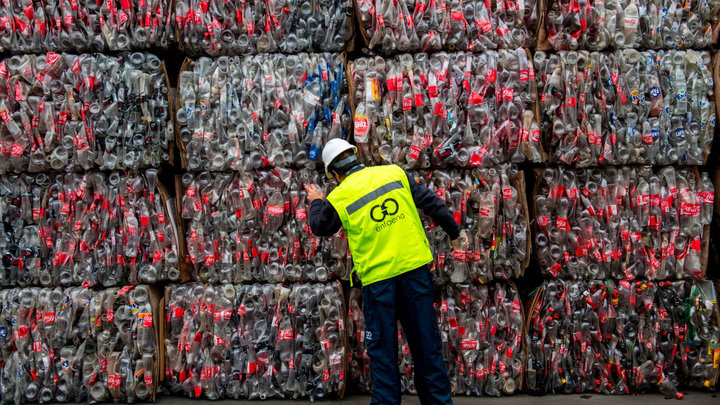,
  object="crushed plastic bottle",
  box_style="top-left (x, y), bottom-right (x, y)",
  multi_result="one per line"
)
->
top-left (350, 51), bottom-right (543, 168)
top-left (176, 53), bottom-right (351, 171)
top-left (409, 164), bottom-right (528, 283)
top-left (356, 0), bottom-right (539, 53)
top-left (164, 282), bottom-right (346, 400)
top-left (180, 169), bottom-right (350, 283)
top-left (534, 166), bottom-right (712, 280)
top-left (175, 0), bottom-right (354, 56)
top-left (0, 52), bottom-right (172, 172)
top-left (347, 280), bottom-right (525, 396)
top-left (0, 285), bottom-right (158, 404)
top-left (543, 0), bottom-right (720, 50)
top-left (535, 49), bottom-right (715, 166)
top-left (527, 279), bottom-right (719, 396)
top-left (0, 171), bottom-right (179, 287)
top-left (0, 0), bottom-right (174, 54)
